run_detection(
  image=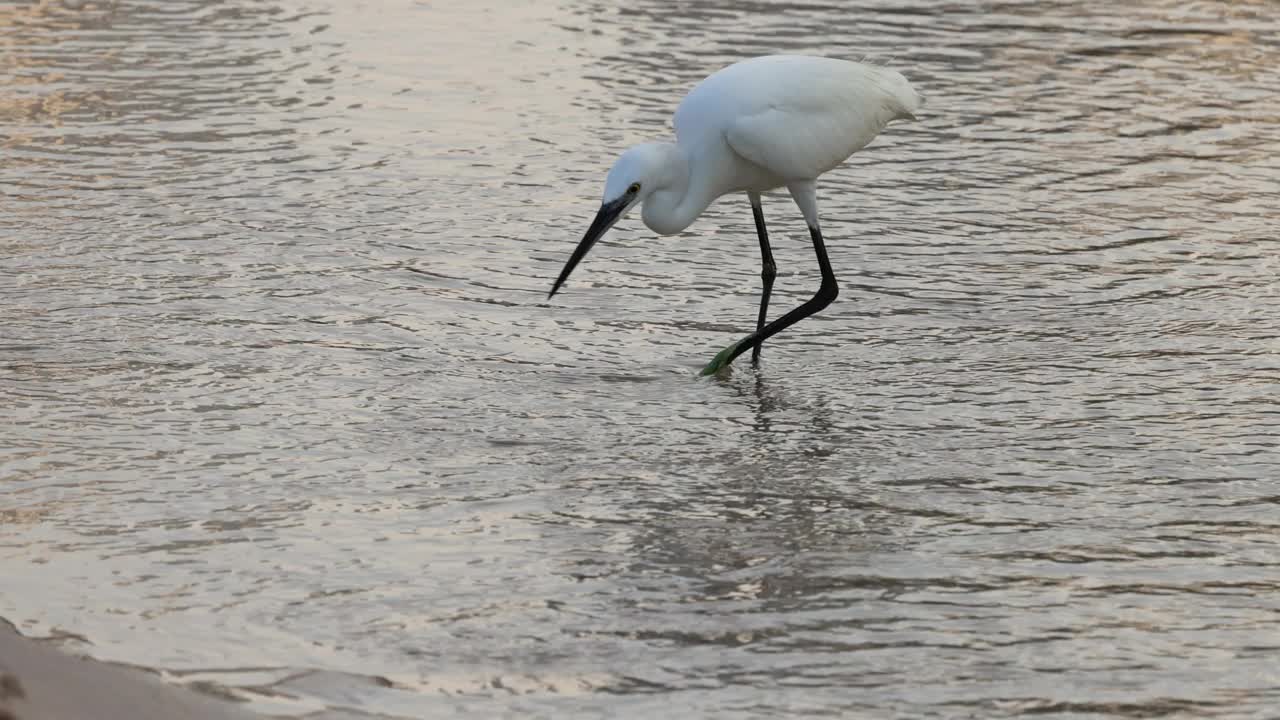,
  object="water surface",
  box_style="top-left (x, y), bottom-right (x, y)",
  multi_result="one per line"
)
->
top-left (3, 0), bottom-right (1279, 717)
